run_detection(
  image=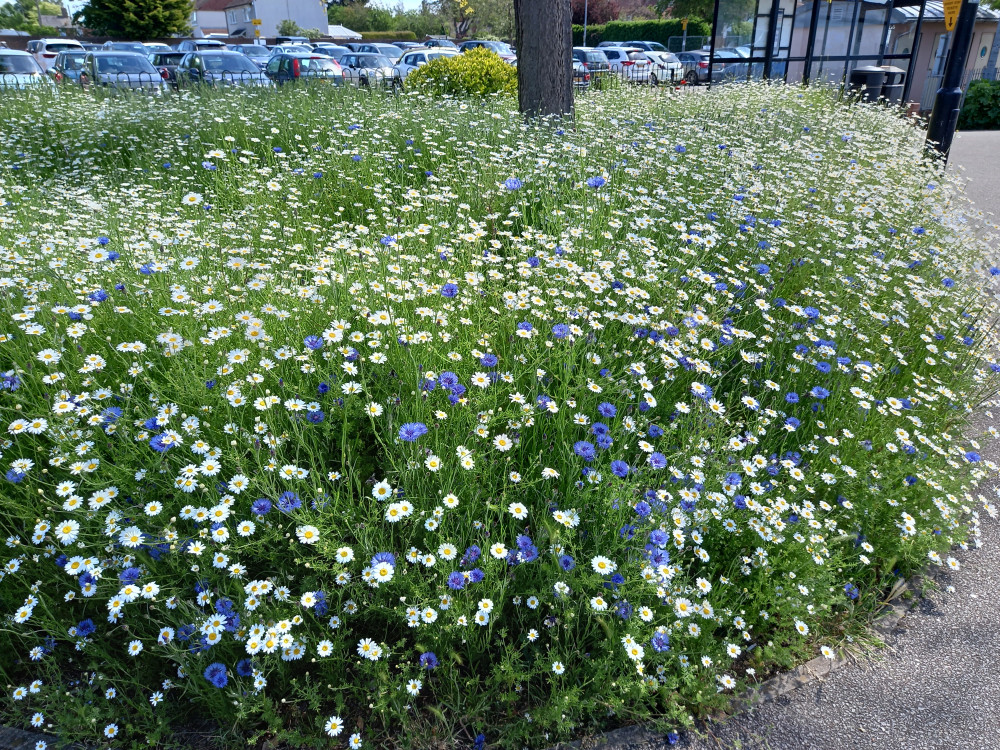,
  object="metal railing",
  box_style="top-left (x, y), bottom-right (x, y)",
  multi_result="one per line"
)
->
top-left (919, 65), bottom-right (998, 111)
